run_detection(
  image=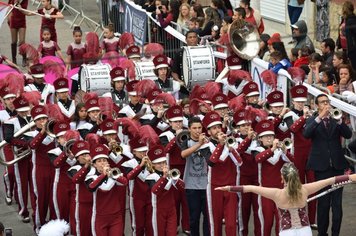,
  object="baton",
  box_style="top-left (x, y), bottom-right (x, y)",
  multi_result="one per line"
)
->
top-left (307, 180), bottom-right (353, 202)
